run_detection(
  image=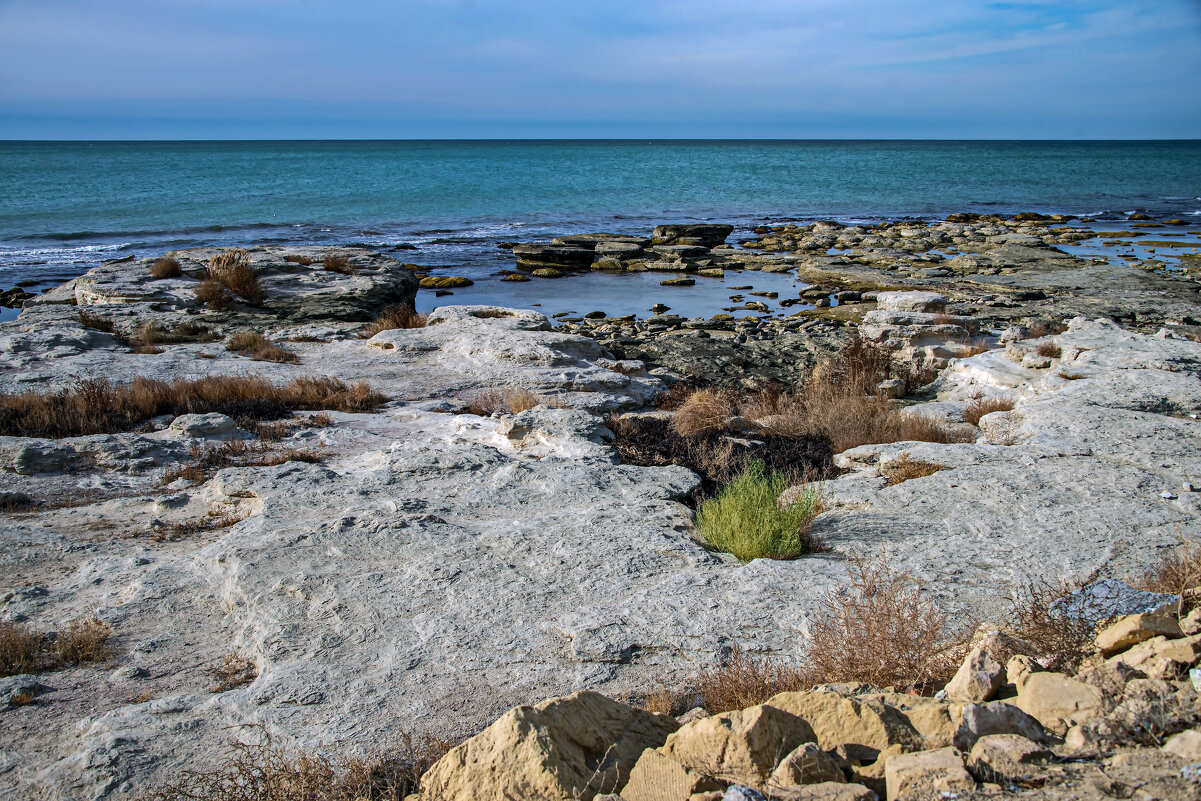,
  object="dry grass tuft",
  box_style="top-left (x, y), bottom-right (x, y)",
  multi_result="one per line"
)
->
top-left (882, 453), bottom-right (947, 486)
top-left (150, 256), bottom-right (183, 279)
top-left (54, 617), bottom-right (114, 665)
top-left (1, 617), bottom-right (113, 676)
top-left (227, 331), bottom-right (299, 364)
top-left (211, 650), bottom-right (259, 692)
top-left (153, 510), bottom-right (247, 542)
top-left (671, 389), bottom-right (733, 438)
top-left (142, 727), bottom-right (454, 801)
top-left (0, 621), bottom-right (45, 677)
top-left (0, 375), bottom-right (385, 439)
top-left (195, 279), bottom-right (233, 309)
top-left (322, 255), bottom-right (355, 275)
top-left (162, 439), bottom-right (326, 487)
top-left (361, 305), bottom-right (428, 337)
top-left (285, 254), bottom-right (315, 266)
top-left (1137, 538), bottom-right (1201, 601)
top-left (79, 310), bottom-right (117, 334)
top-left (461, 388), bottom-right (544, 416)
top-left (208, 250), bottom-right (264, 306)
top-left (697, 644), bottom-right (808, 714)
top-left (802, 554), bottom-right (964, 690)
top-left (1035, 341), bottom-right (1062, 359)
top-left (1026, 321), bottom-right (1068, 339)
top-left (964, 337), bottom-right (990, 356)
top-left (963, 396), bottom-right (1015, 426)
top-left (695, 460), bottom-right (822, 561)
